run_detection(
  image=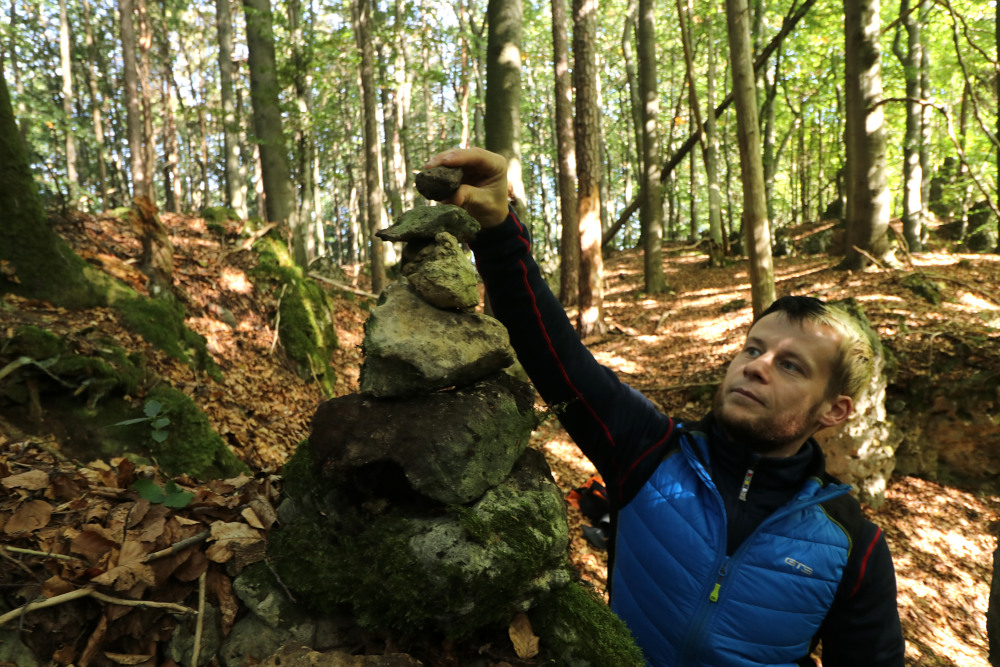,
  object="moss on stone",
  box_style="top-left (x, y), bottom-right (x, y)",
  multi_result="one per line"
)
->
top-left (200, 206), bottom-right (239, 225)
top-left (141, 385), bottom-right (247, 479)
top-left (115, 294), bottom-right (221, 381)
top-left (531, 581), bottom-right (645, 666)
top-left (250, 234), bottom-right (337, 395)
